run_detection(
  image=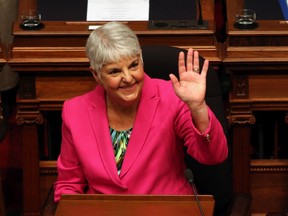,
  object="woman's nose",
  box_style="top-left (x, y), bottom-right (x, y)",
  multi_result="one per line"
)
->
top-left (122, 69), bottom-right (133, 82)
